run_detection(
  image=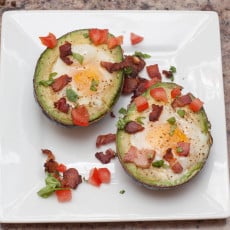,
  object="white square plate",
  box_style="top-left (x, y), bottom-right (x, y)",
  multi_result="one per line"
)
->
top-left (0, 10), bottom-right (229, 223)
